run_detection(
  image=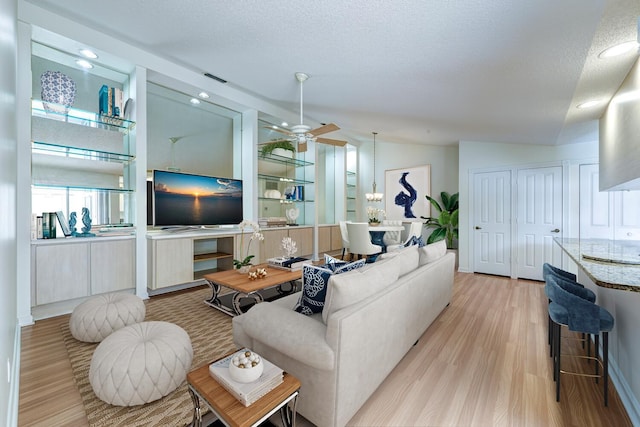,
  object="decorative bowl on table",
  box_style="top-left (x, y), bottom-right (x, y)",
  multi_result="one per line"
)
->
top-left (228, 350), bottom-right (263, 383)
